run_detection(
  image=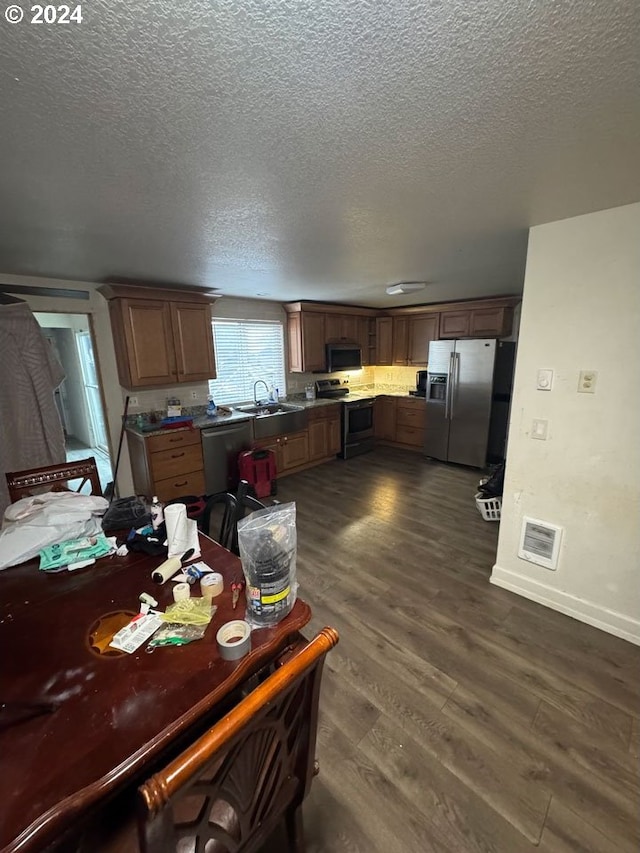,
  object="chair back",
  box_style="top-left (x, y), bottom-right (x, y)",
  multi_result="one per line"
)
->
top-left (198, 491), bottom-right (238, 550)
top-left (6, 457), bottom-right (102, 503)
top-left (138, 627), bottom-right (338, 853)
top-left (200, 481), bottom-right (266, 554)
